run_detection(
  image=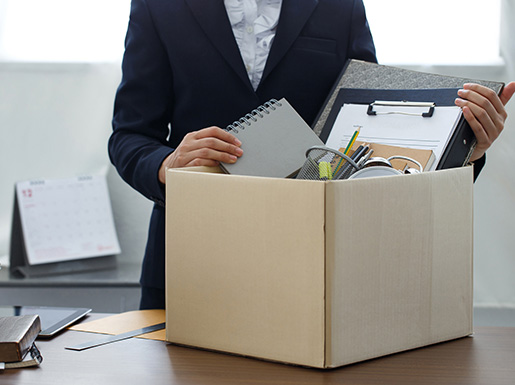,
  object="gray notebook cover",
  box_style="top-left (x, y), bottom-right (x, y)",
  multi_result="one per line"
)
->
top-left (220, 99), bottom-right (324, 178)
